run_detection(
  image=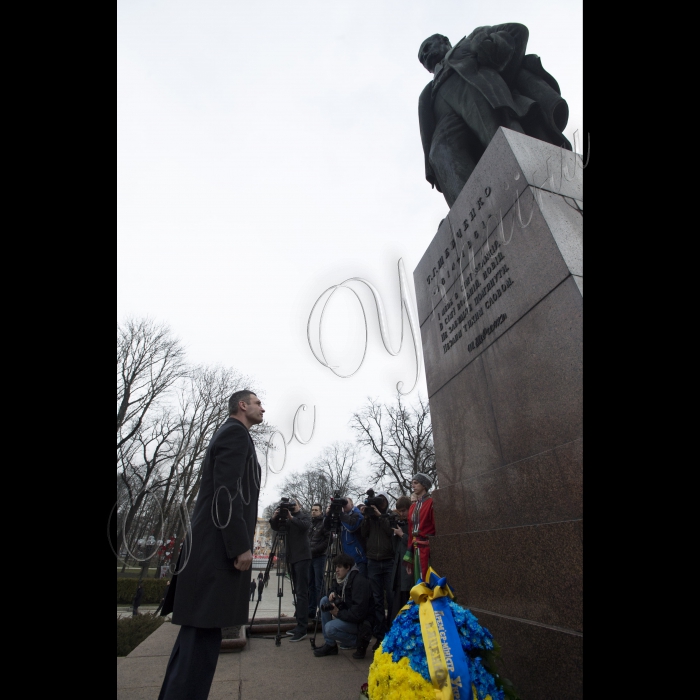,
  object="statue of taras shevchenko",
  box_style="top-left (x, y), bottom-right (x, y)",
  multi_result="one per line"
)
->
top-left (419, 24), bottom-right (572, 207)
